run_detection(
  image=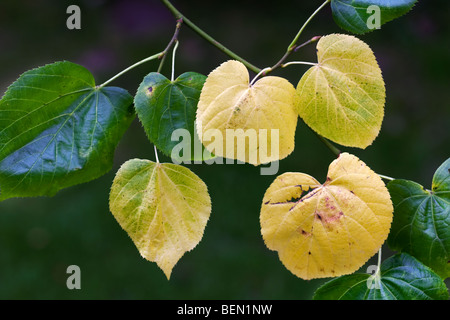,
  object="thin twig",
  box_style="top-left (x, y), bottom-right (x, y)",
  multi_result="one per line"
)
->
top-left (160, 0), bottom-right (262, 74)
top-left (317, 134), bottom-right (341, 157)
top-left (159, 19), bottom-right (183, 60)
top-left (266, 36), bottom-right (321, 75)
top-left (265, 0), bottom-right (330, 75)
top-left (294, 36), bottom-right (322, 52)
top-left (288, 0), bottom-right (330, 50)
top-left (98, 20), bottom-right (183, 88)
